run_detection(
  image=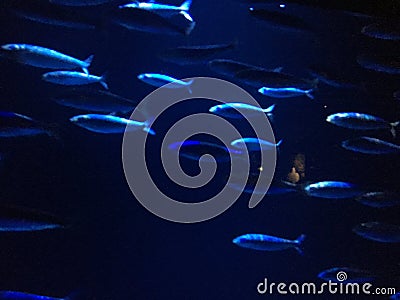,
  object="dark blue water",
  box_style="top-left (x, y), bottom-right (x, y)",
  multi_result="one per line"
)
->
top-left (0, 0), bottom-right (399, 299)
